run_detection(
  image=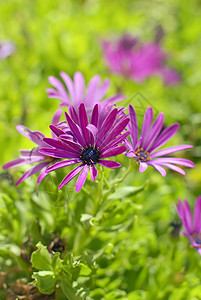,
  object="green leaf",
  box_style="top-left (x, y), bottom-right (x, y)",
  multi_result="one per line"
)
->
top-left (32, 270), bottom-right (56, 295)
top-left (31, 242), bottom-right (53, 271)
top-left (108, 184), bottom-right (146, 200)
